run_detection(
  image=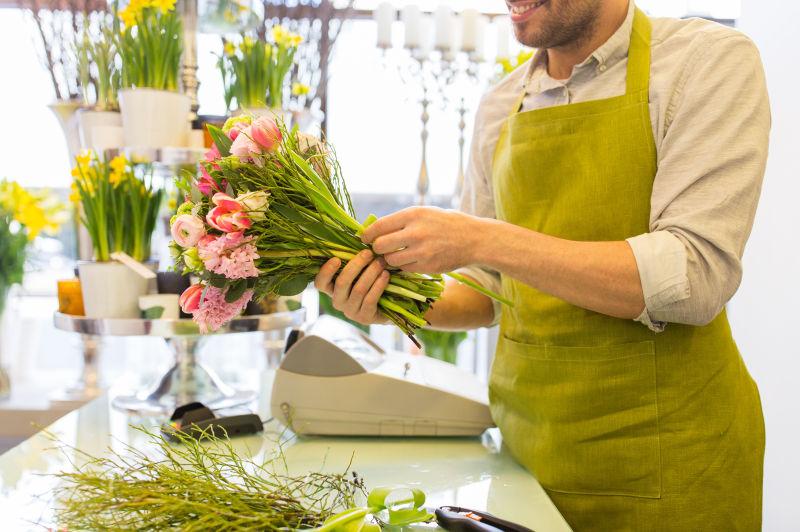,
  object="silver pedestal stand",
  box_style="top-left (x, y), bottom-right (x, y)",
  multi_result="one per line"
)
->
top-left (53, 310), bottom-right (305, 415)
